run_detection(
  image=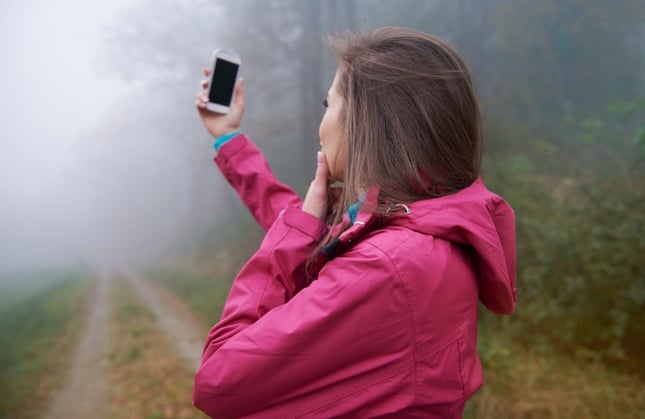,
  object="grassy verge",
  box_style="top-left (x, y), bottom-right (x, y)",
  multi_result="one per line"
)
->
top-left (0, 267), bottom-right (86, 307)
top-left (109, 275), bottom-right (206, 418)
top-left (0, 270), bottom-right (93, 419)
top-left (142, 268), bottom-right (232, 330)
top-left (465, 337), bottom-right (645, 418)
top-left (144, 223), bottom-right (263, 329)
